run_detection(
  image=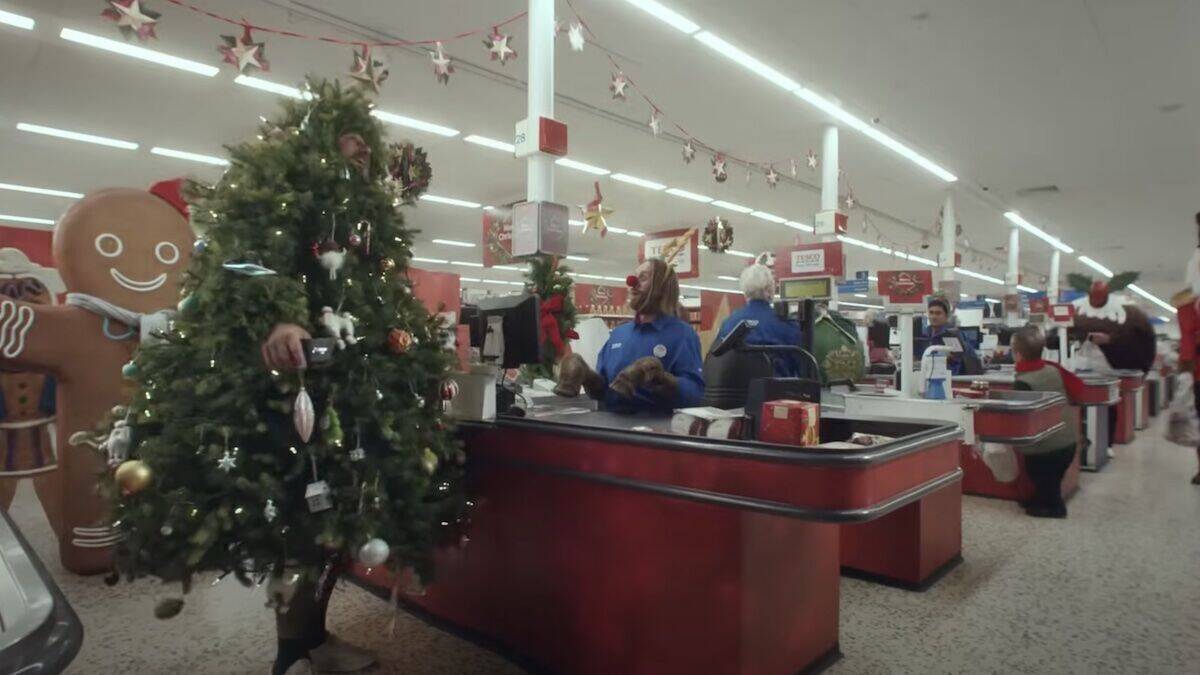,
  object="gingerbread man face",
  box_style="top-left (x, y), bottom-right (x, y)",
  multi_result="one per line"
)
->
top-left (52, 187), bottom-right (193, 314)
